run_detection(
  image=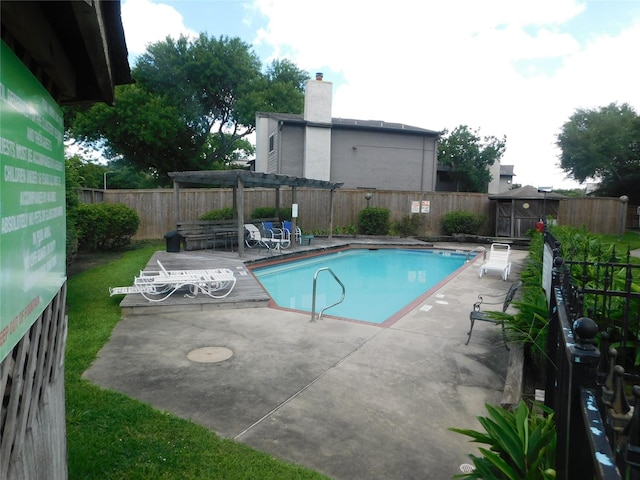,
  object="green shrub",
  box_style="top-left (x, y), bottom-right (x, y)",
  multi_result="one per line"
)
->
top-left (358, 207), bottom-right (390, 235)
top-left (393, 214), bottom-right (422, 237)
top-left (250, 206), bottom-right (292, 220)
top-left (333, 224), bottom-right (357, 235)
top-left (450, 400), bottom-right (556, 479)
top-left (199, 207), bottom-right (234, 221)
top-left (76, 203), bottom-right (140, 251)
top-left (442, 211), bottom-right (485, 235)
